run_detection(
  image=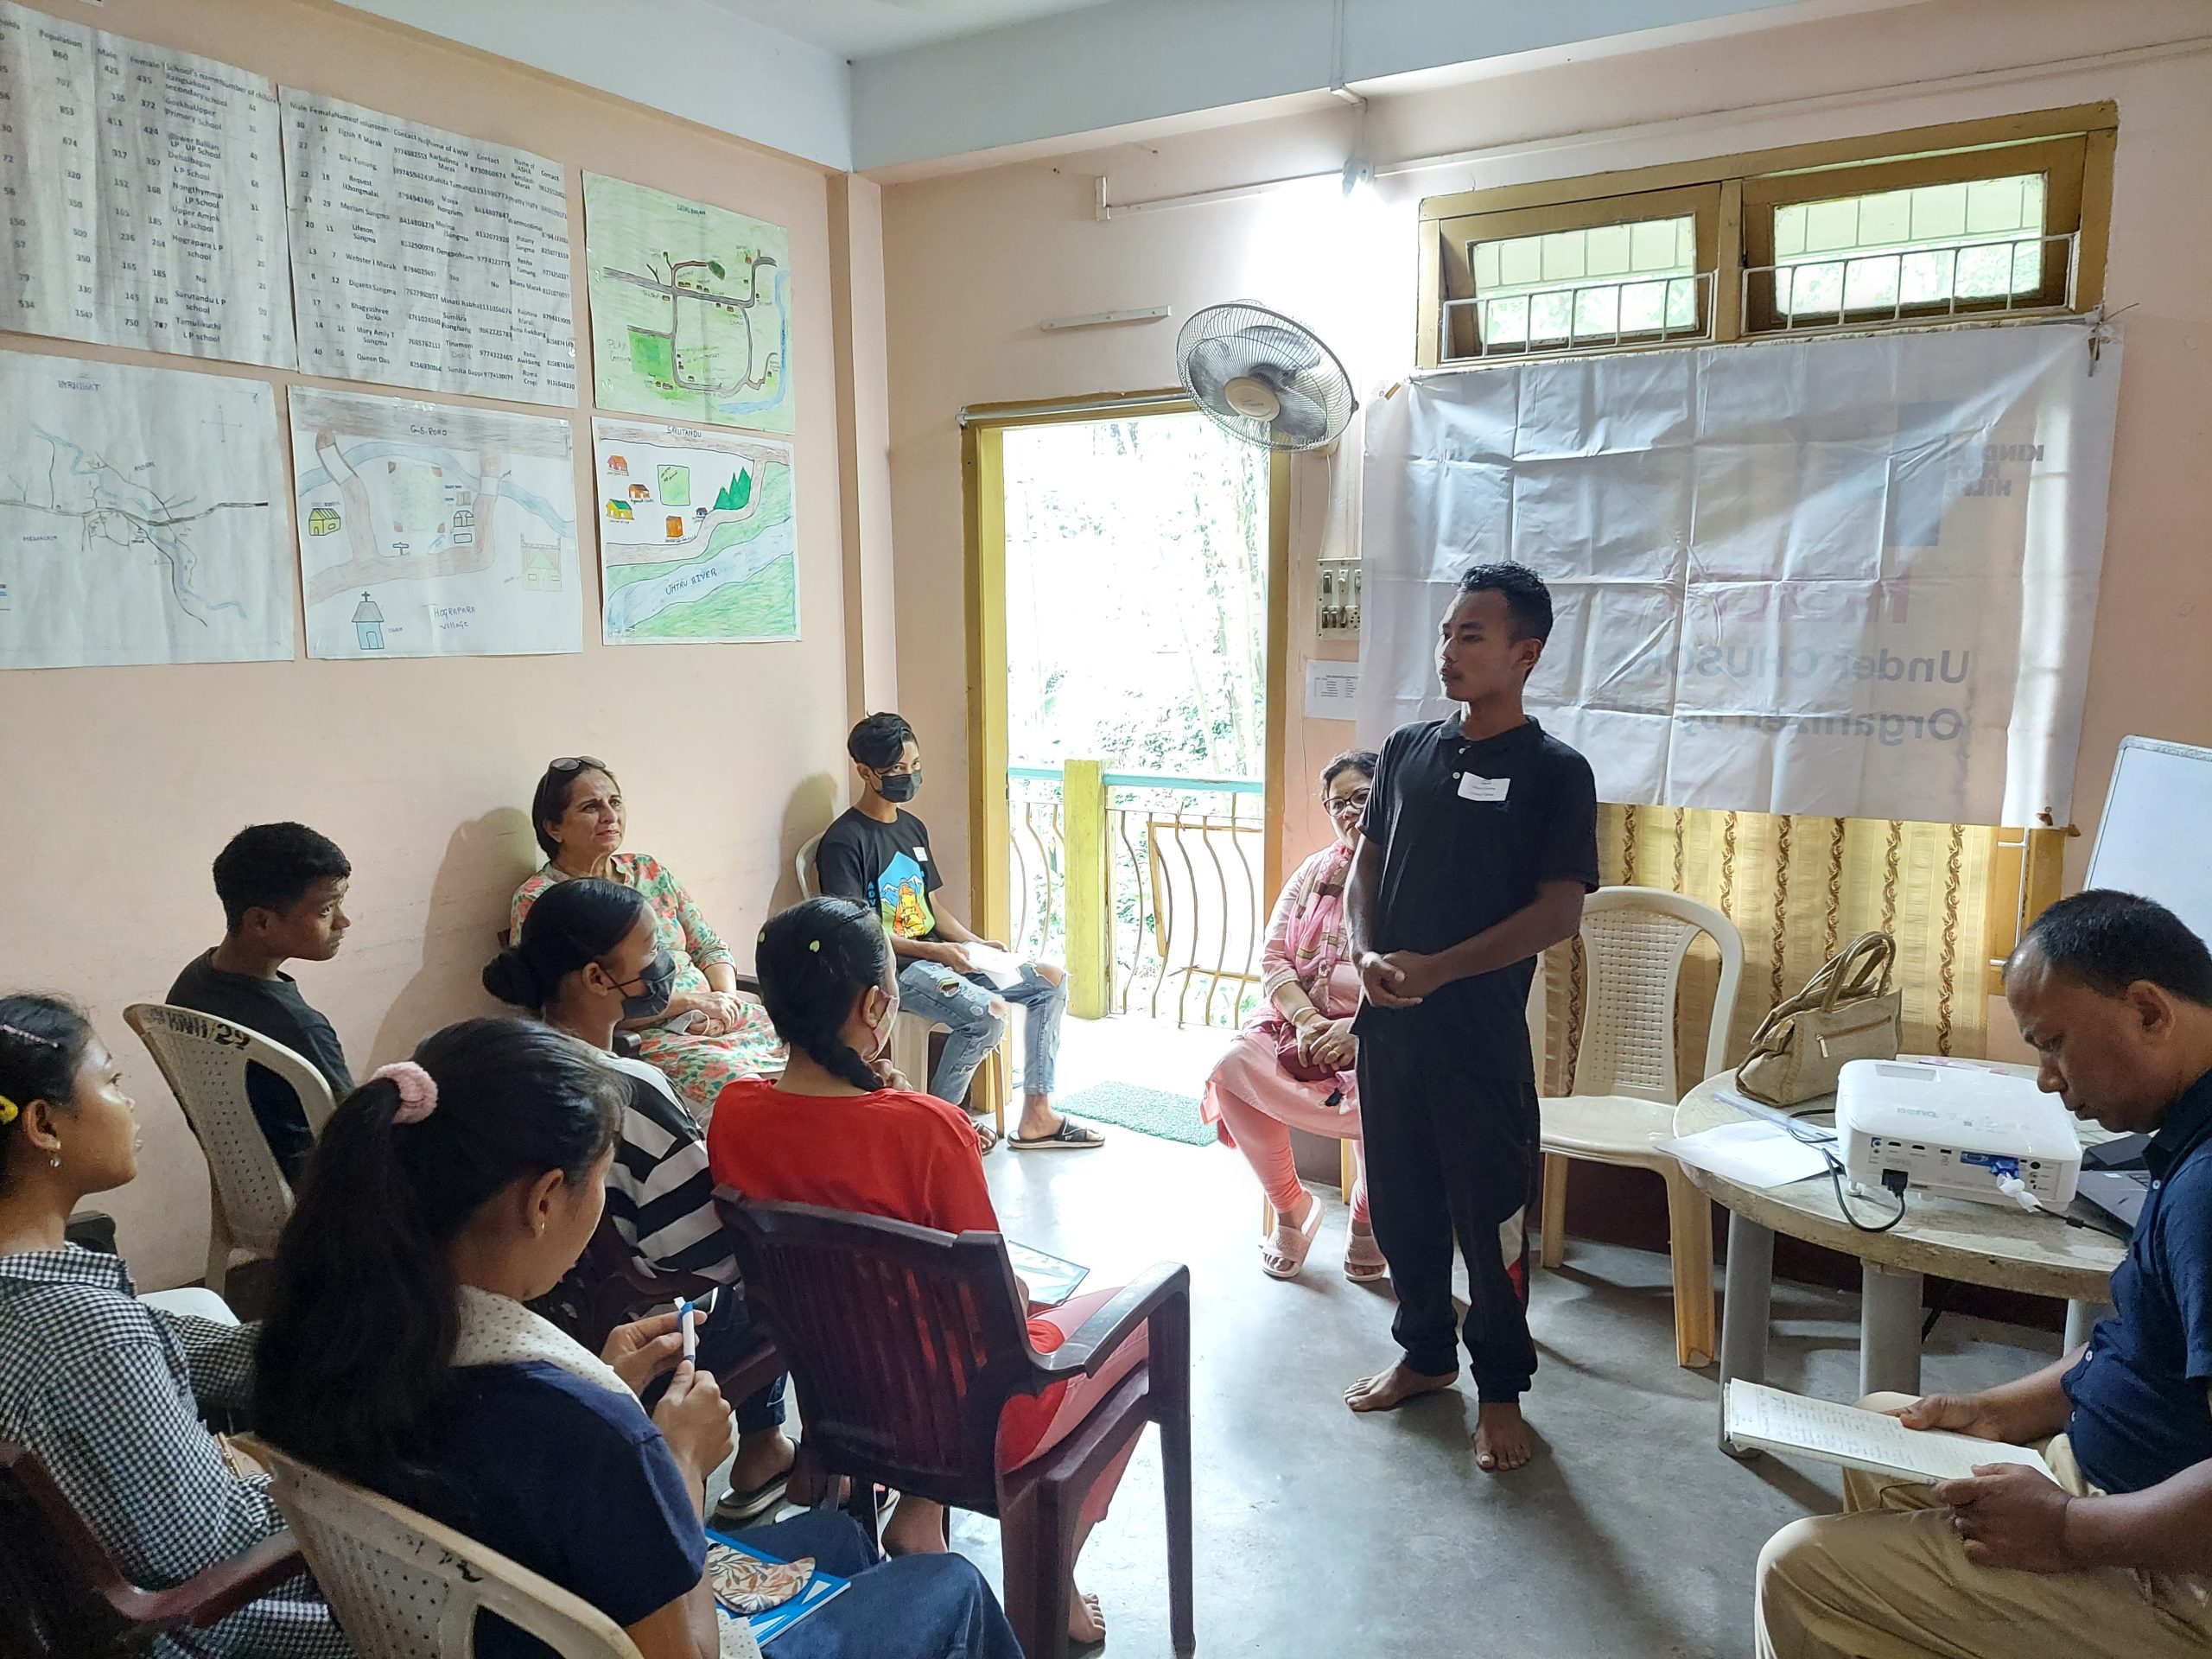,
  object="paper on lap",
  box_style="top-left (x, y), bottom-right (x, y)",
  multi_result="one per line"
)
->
top-left (962, 944), bottom-right (1028, 990)
top-left (1725, 1381), bottom-right (2053, 1484)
